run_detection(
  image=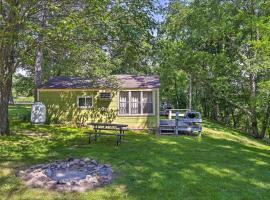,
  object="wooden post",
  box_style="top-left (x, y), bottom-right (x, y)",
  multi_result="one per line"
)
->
top-left (175, 112), bottom-right (179, 135)
top-left (156, 89), bottom-right (160, 135)
top-left (169, 110), bottom-right (172, 120)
